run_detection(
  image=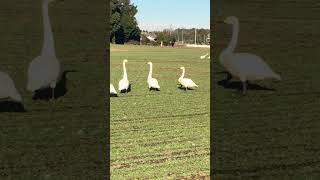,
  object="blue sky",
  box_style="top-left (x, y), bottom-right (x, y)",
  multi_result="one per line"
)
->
top-left (131, 0), bottom-right (210, 31)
